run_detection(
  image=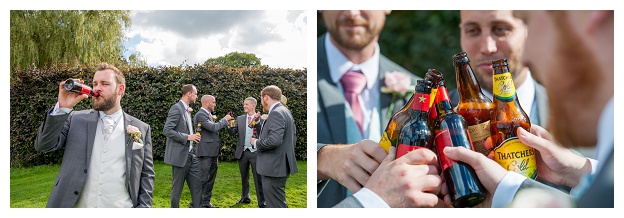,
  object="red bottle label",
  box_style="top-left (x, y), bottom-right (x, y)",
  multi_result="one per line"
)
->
top-left (396, 144), bottom-right (424, 159)
top-left (412, 93), bottom-right (430, 112)
top-left (435, 129), bottom-right (455, 172)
